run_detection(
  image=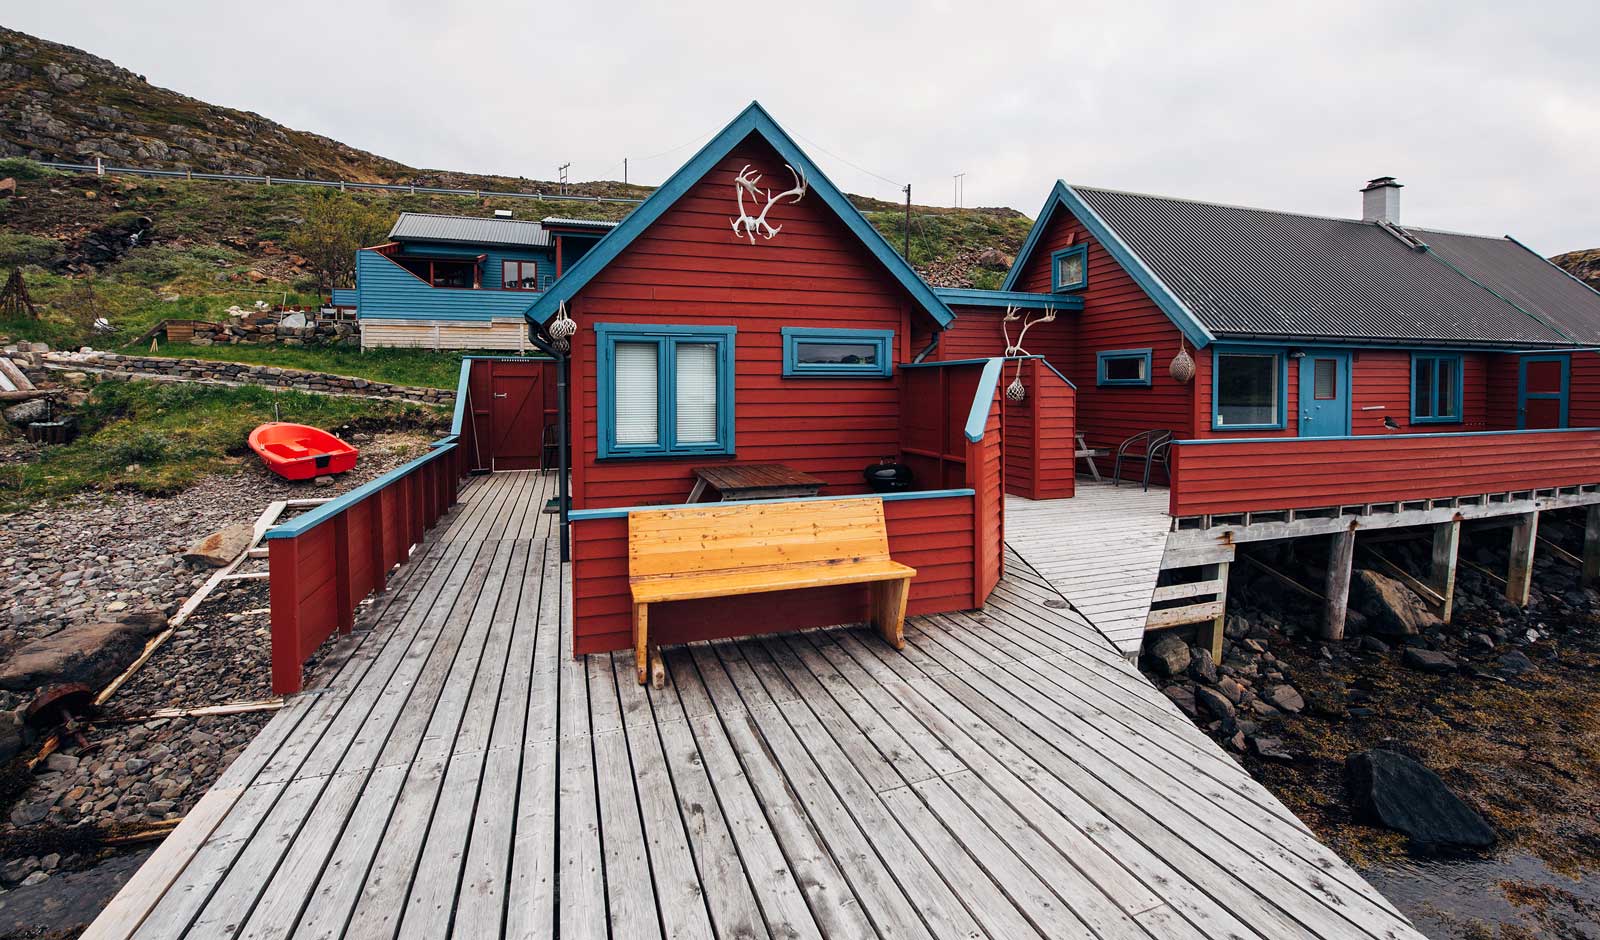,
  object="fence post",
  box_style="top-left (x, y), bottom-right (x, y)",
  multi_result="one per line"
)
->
top-left (370, 490), bottom-right (389, 594)
top-left (268, 538), bottom-right (304, 694)
top-left (333, 512), bottom-right (354, 633)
